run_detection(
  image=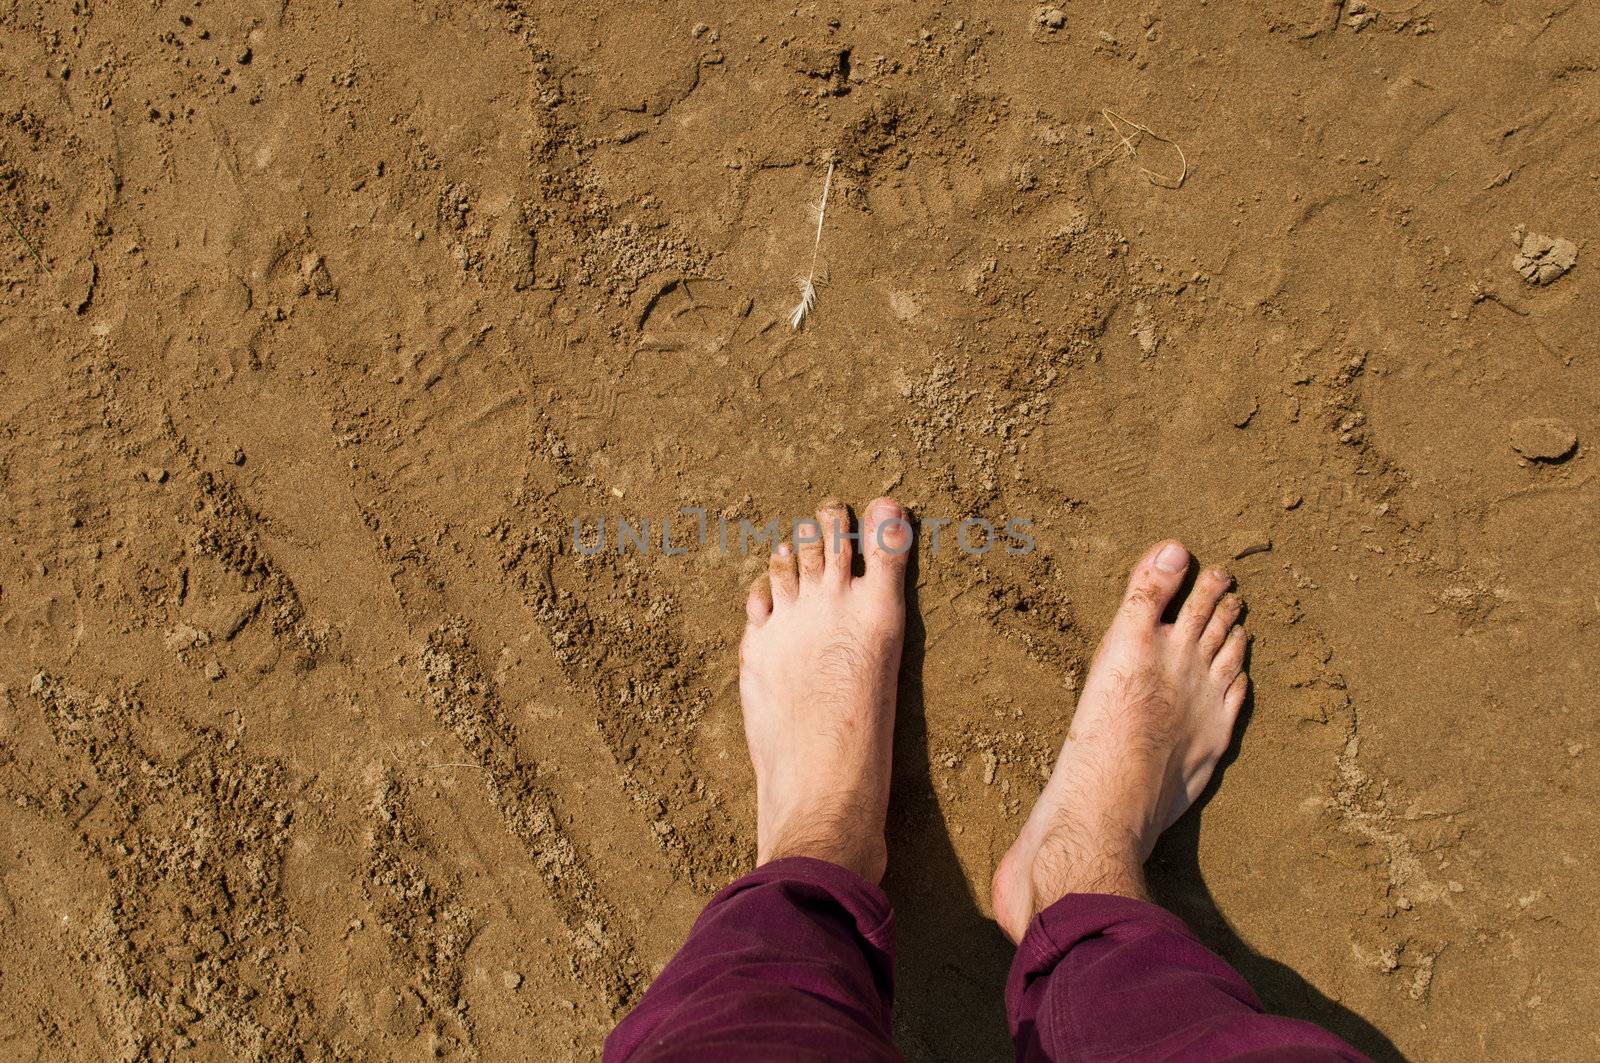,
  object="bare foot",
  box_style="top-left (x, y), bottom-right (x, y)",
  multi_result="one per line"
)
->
top-left (739, 497), bottom-right (912, 883)
top-left (992, 540), bottom-right (1249, 942)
